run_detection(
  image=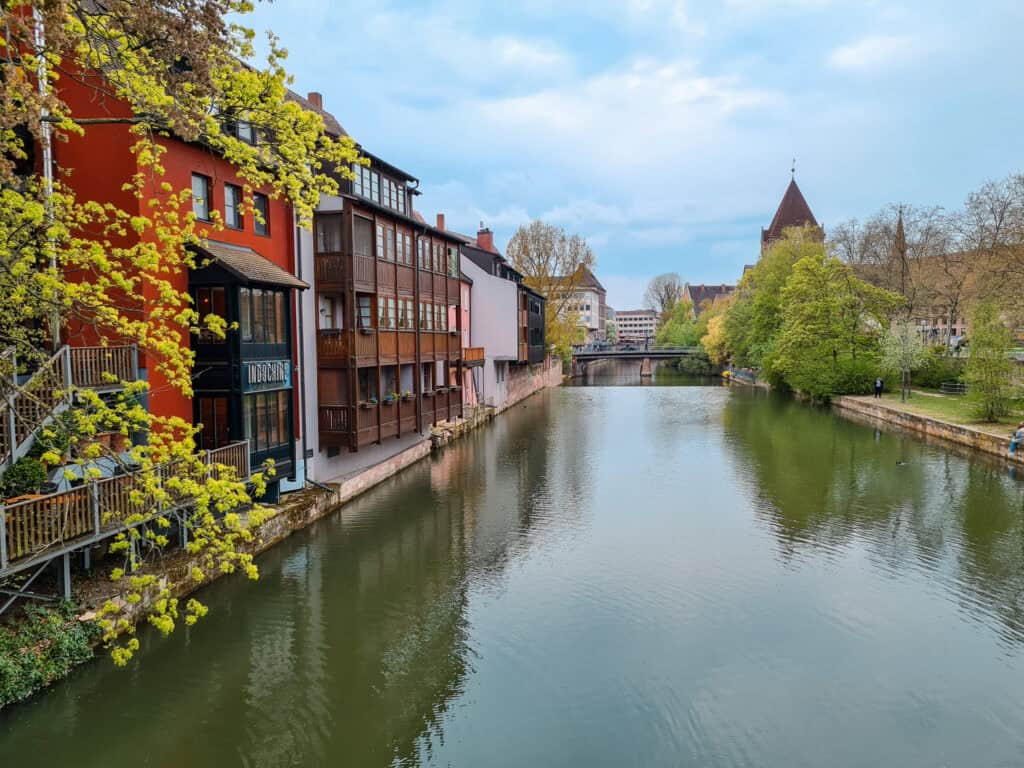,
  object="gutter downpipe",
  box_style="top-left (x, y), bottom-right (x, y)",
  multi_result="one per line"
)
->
top-left (294, 211), bottom-right (311, 486)
top-left (33, 8), bottom-right (59, 350)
